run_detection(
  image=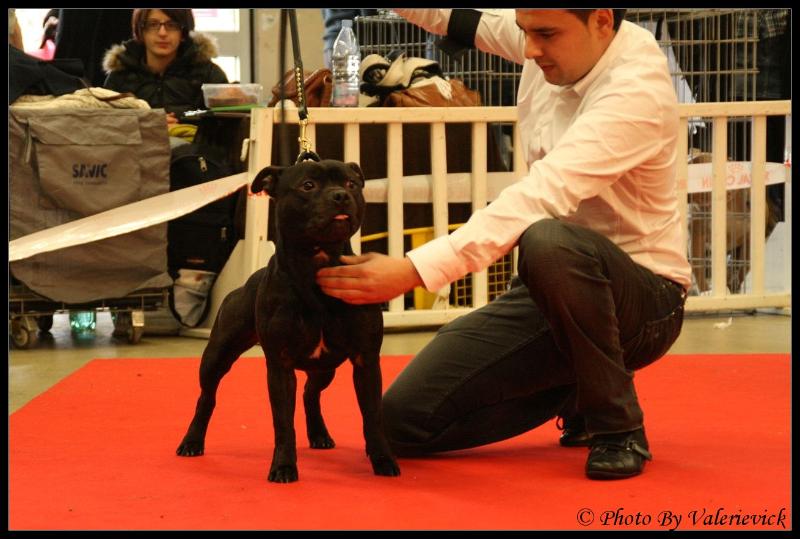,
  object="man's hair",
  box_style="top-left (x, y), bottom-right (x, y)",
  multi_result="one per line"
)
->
top-left (566, 9), bottom-right (627, 31)
top-left (132, 9), bottom-right (195, 42)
